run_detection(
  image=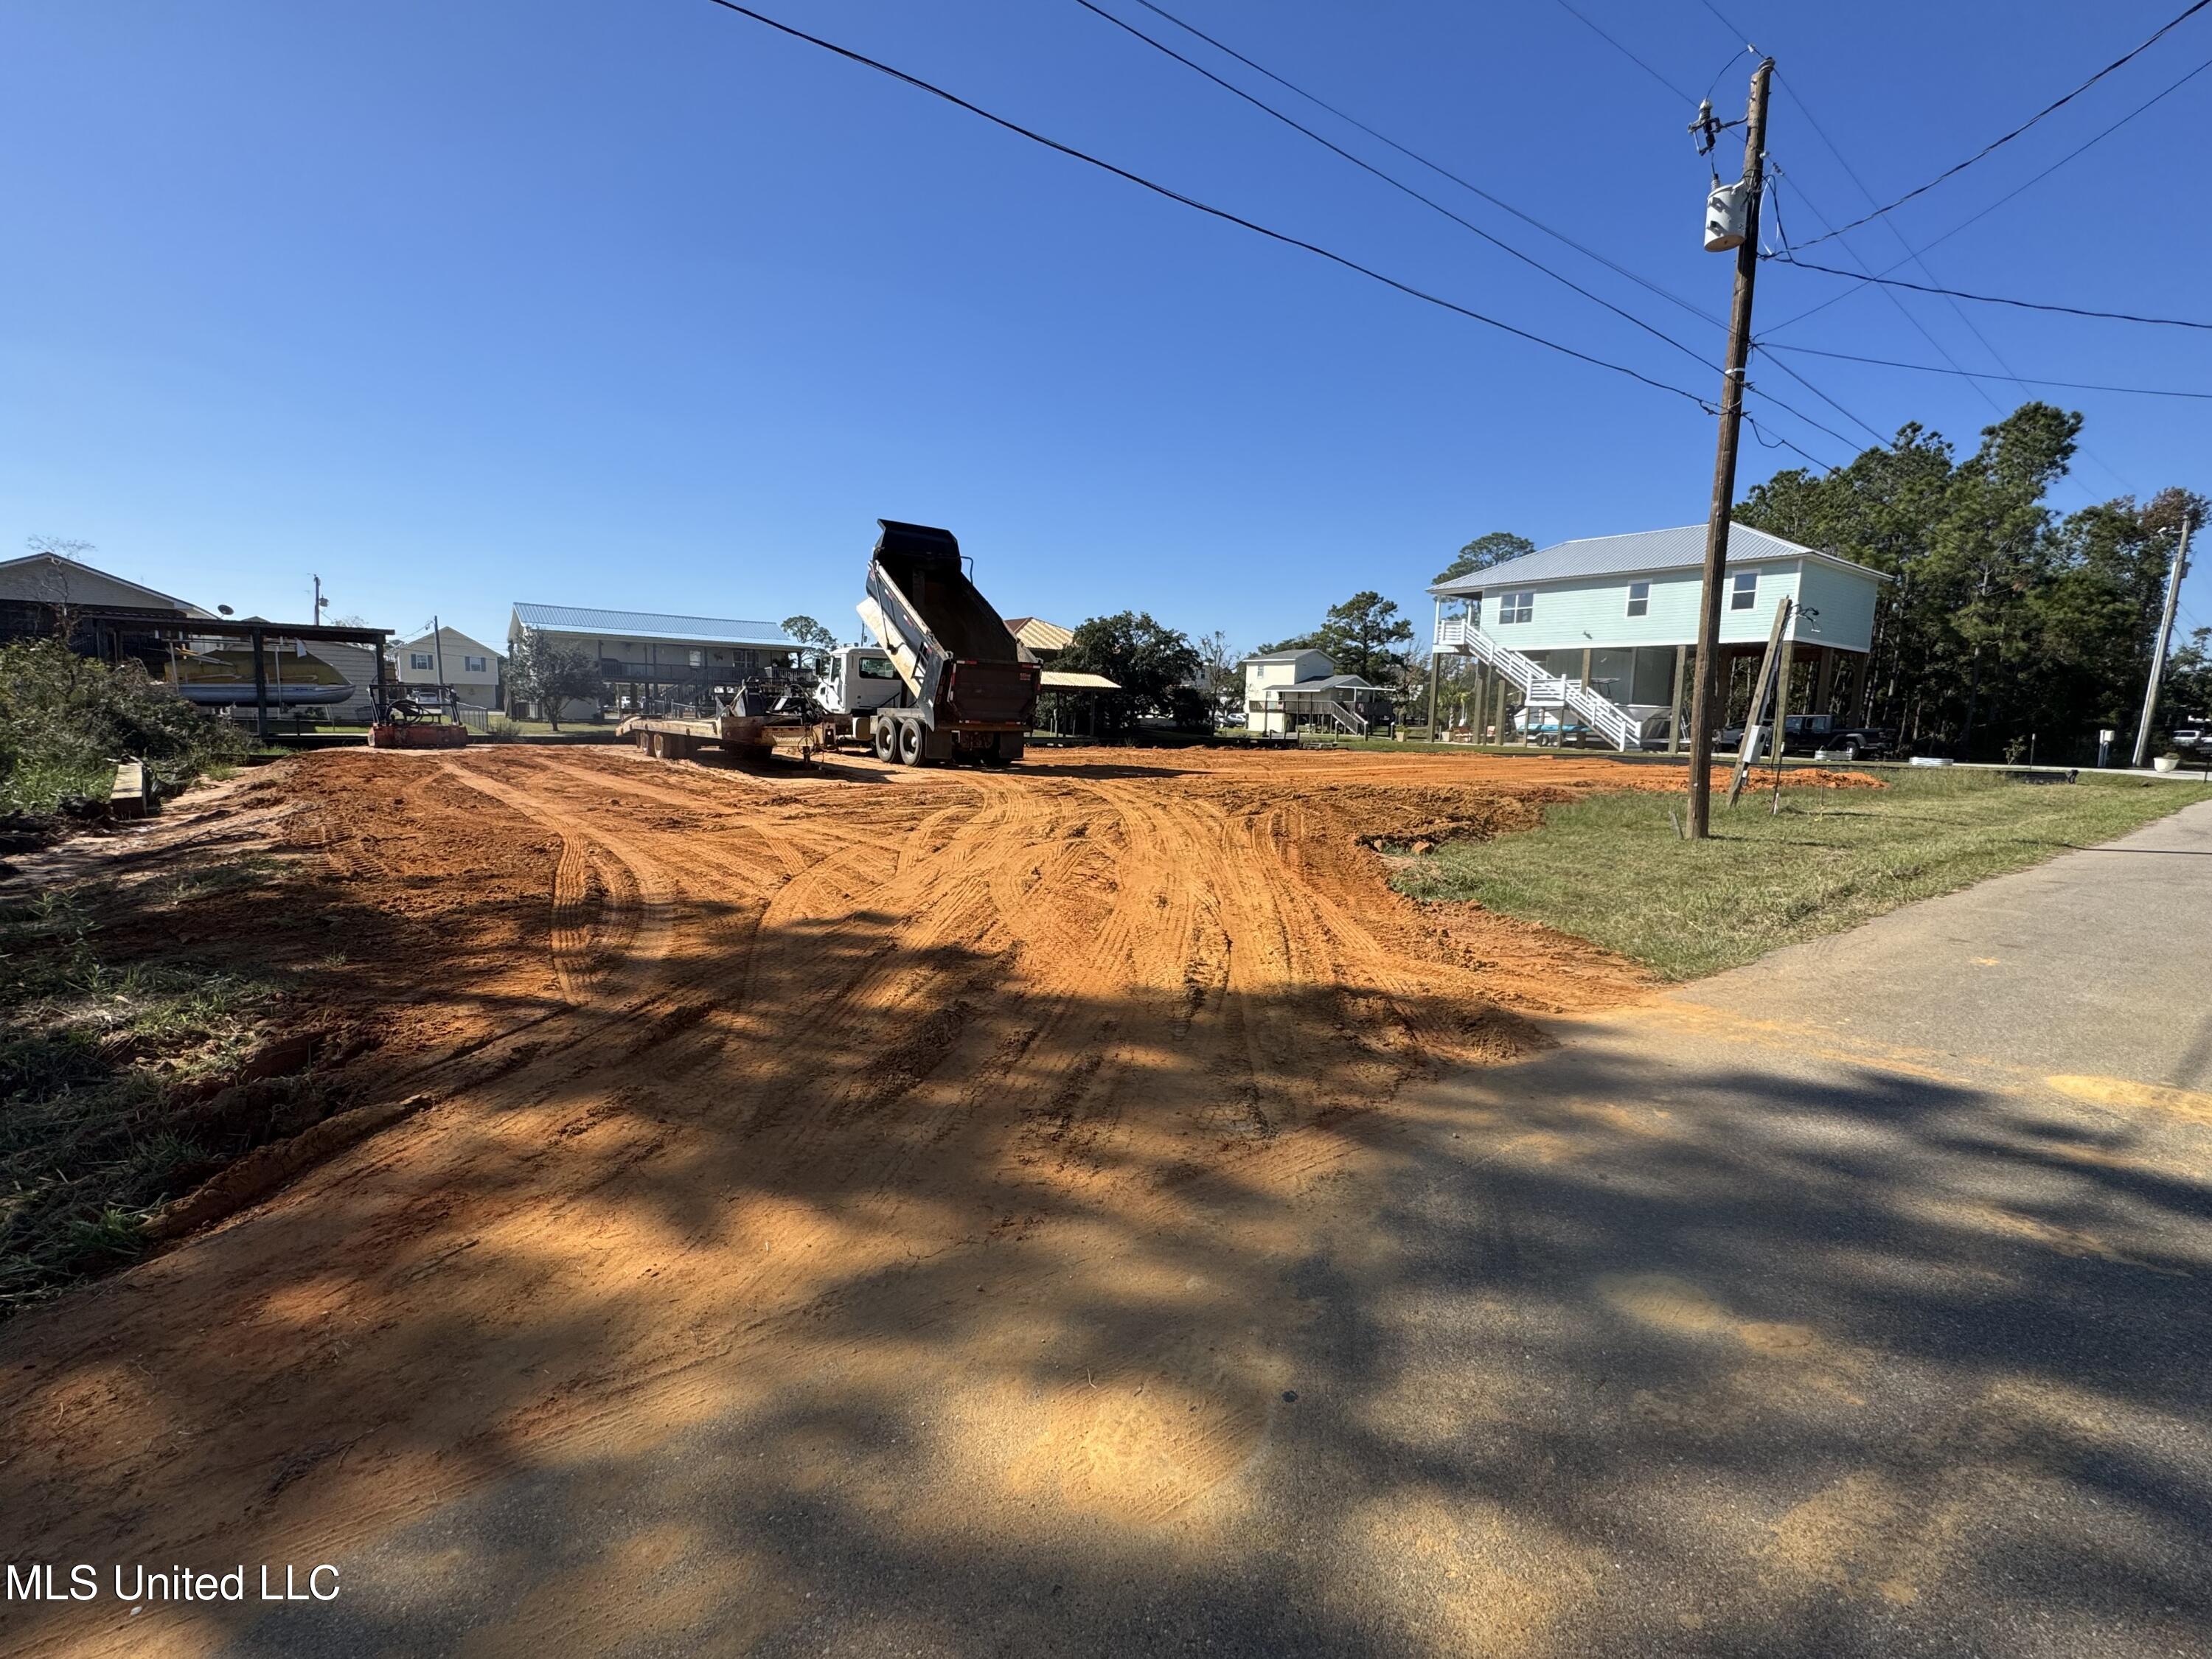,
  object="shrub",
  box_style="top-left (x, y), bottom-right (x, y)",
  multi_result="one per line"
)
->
top-left (0, 639), bottom-right (247, 815)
